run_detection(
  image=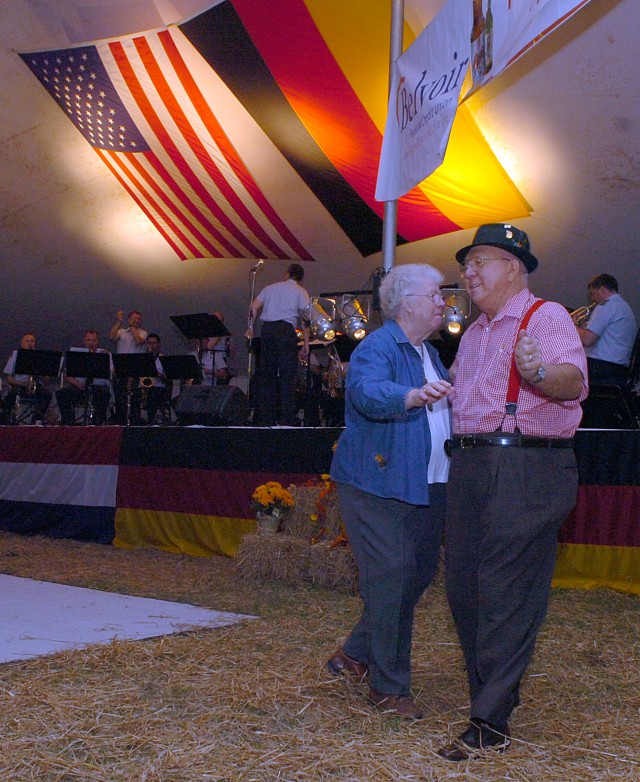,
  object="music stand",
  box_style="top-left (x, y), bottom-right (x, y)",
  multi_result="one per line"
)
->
top-left (65, 350), bottom-right (111, 426)
top-left (170, 312), bottom-right (230, 340)
top-left (65, 350), bottom-right (111, 381)
top-left (15, 348), bottom-right (63, 377)
top-left (159, 354), bottom-right (202, 382)
top-left (112, 353), bottom-right (158, 380)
